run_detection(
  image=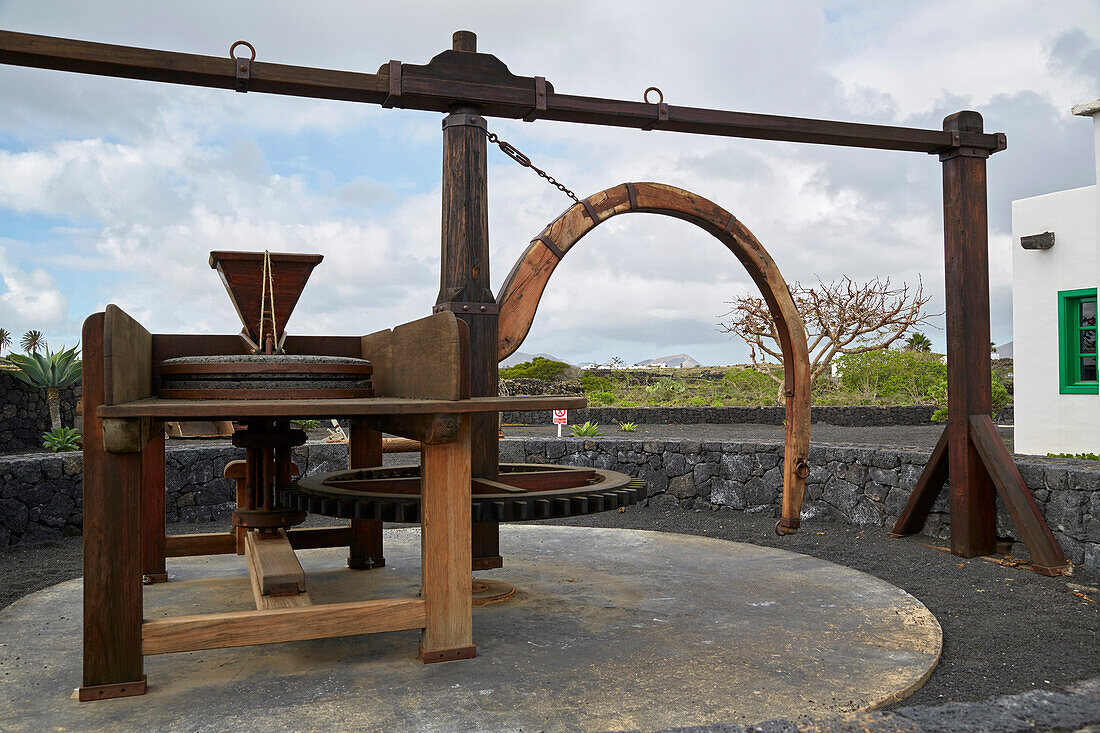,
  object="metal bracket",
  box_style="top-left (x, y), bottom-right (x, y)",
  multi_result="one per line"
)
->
top-left (230, 40), bottom-right (255, 93)
top-left (580, 199), bottom-right (600, 224)
top-left (932, 130), bottom-right (1004, 160)
top-left (625, 182), bottom-right (638, 209)
top-left (535, 233), bottom-right (564, 260)
top-left (442, 112), bottom-right (487, 130)
top-left (382, 60), bottom-right (402, 108)
top-left (433, 301), bottom-right (499, 315)
top-left (722, 212), bottom-right (739, 235)
top-left (523, 76), bottom-right (546, 122)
